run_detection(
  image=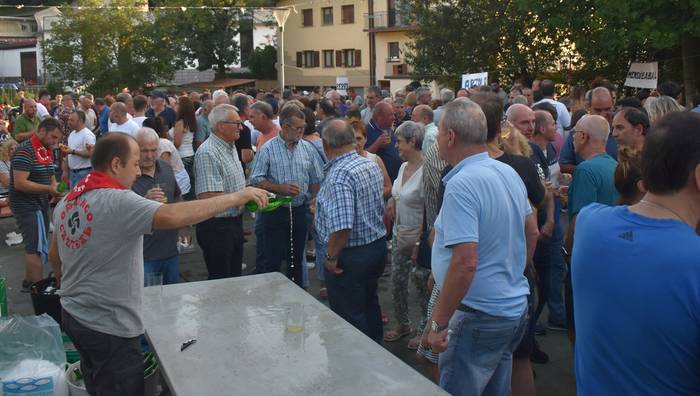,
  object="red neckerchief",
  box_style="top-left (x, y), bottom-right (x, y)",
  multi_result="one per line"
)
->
top-left (65, 171), bottom-right (125, 201)
top-left (30, 134), bottom-right (53, 165)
